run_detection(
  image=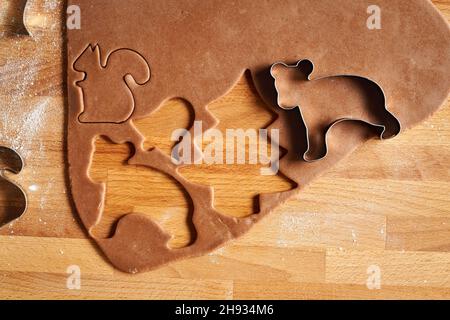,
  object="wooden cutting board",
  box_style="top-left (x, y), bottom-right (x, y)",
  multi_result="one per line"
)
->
top-left (0, 0), bottom-right (449, 299)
